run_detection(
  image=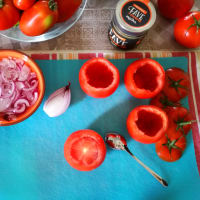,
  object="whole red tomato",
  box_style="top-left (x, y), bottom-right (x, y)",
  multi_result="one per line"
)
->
top-left (79, 58), bottom-right (120, 98)
top-left (0, 0), bottom-right (20, 30)
top-left (55, 0), bottom-right (82, 23)
top-left (150, 92), bottom-right (181, 113)
top-left (156, 131), bottom-right (186, 162)
top-left (126, 105), bottom-right (168, 144)
top-left (174, 11), bottom-right (200, 48)
top-left (167, 107), bottom-right (194, 135)
top-left (158, 0), bottom-right (194, 19)
top-left (64, 129), bottom-right (106, 171)
top-left (124, 58), bottom-right (165, 99)
top-left (163, 68), bottom-right (190, 102)
top-left (19, 0), bottom-right (58, 36)
top-left (13, 0), bottom-right (35, 10)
